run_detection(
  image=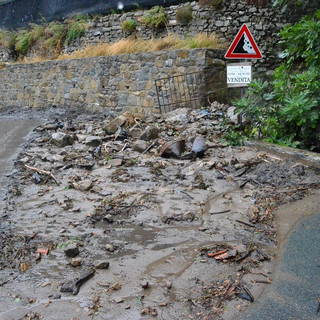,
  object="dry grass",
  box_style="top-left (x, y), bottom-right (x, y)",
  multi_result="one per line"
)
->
top-left (23, 33), bottom-right (225, 63)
